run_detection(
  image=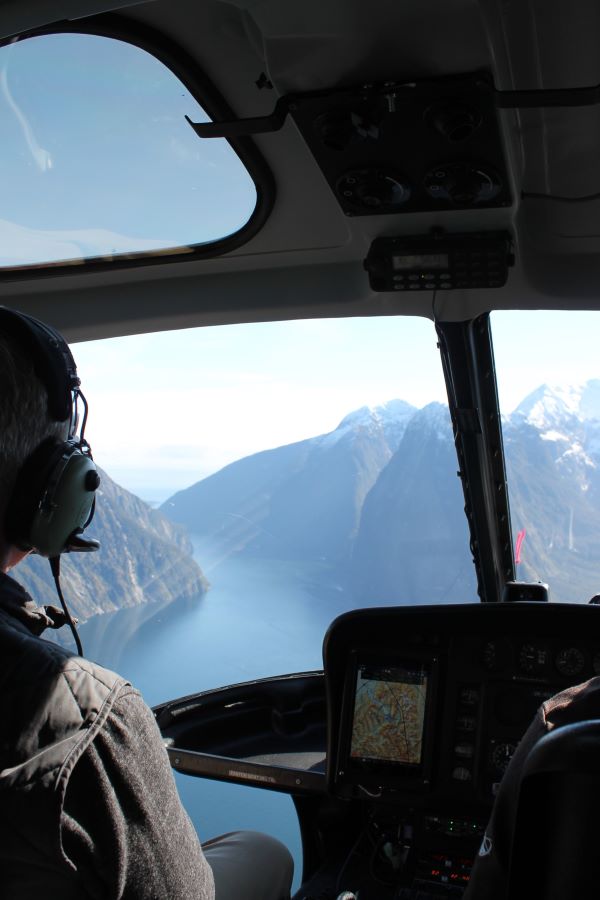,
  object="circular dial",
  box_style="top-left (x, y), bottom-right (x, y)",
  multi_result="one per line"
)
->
top-left (482, 640), bottom-right (498, 670)
top-left (555, 647), bottom-right (585, 677)
top-left (482, 639), bottom-right (511, 672)
top-left (491, 742), bottom-right (517, 775)
top-left (423, 161), bottom-right (502, 206)
top-left (337, 168), bottom-right (411, 212)
top-left (518, 643), bottom-right (547, 674)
